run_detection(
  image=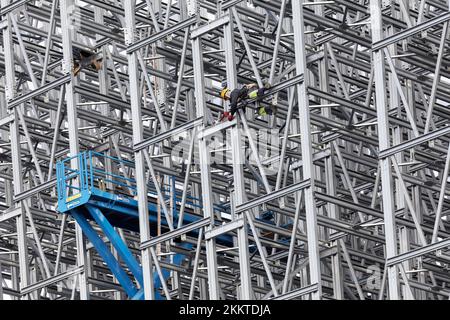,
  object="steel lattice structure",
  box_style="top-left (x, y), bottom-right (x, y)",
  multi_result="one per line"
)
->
top-left (0, 0), bottom-right (450, 300)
